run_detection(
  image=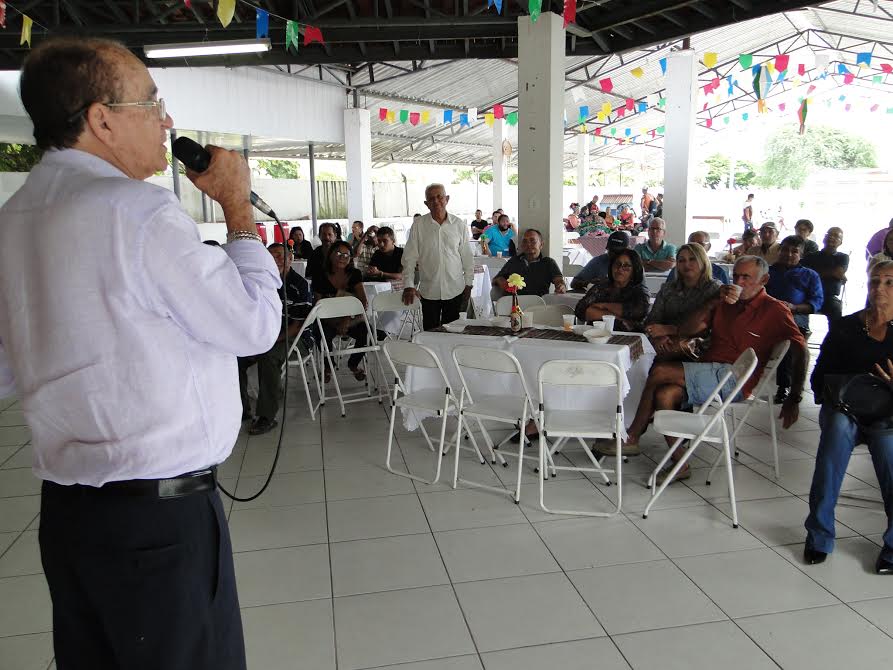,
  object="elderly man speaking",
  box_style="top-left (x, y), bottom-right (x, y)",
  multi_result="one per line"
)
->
top-left (0, 39), bottom-right (282, 669)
